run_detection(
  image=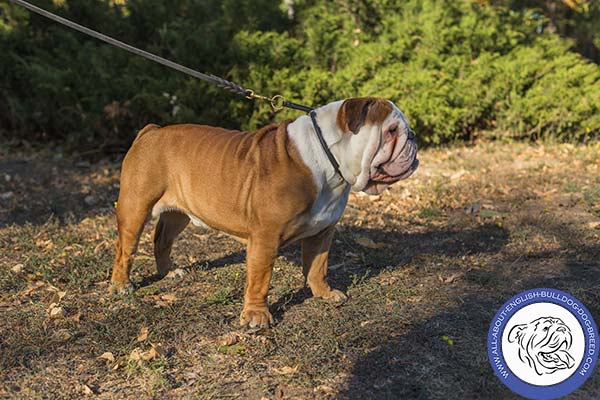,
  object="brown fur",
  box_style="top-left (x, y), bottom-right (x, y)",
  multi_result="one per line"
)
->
top-left (134, 123), bottom-right (160, 141)
top-left (336, 97), bottom-right (393, 134)
top-left (111, 121), bottom-right (337, 327)
top-left (112, 99), bottom-right (394, 328)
